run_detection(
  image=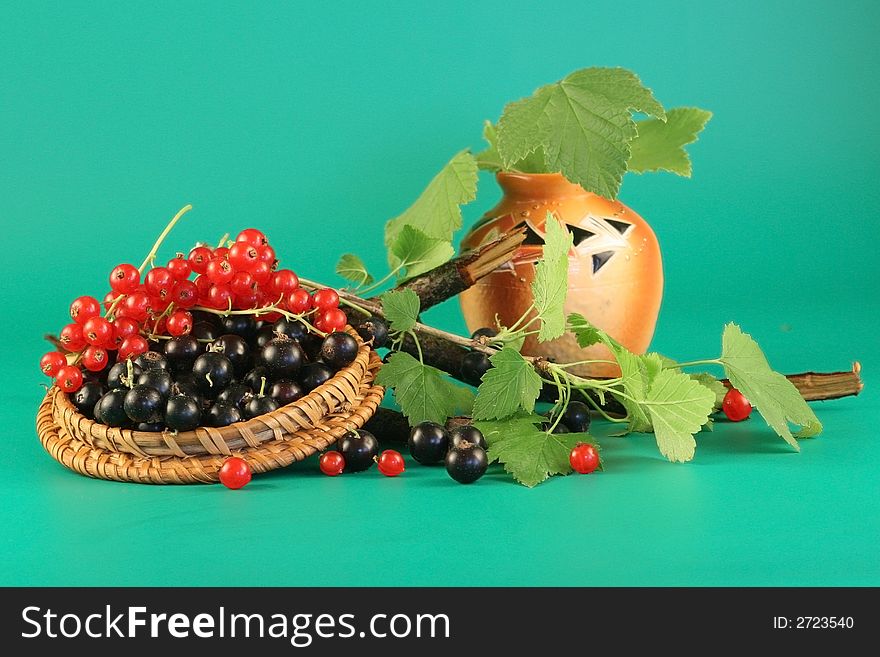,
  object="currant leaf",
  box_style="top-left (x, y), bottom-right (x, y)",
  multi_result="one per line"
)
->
top-left (531, 214), bottom-right (572, 342)
top-left (380, 289), bottom-right (420, 334)
top-left (628, 107), bottom-right (712, 176)
top-left (375, 352), bottom-right (466, 425)
top-left (645, 368), bottom-right (716, 462)
top-left (389, 225), bottom-right (455, 281)
top-left (335, 253), bottom-right (374, 287)
top-left (472, 348), bottom-right (543, 420)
